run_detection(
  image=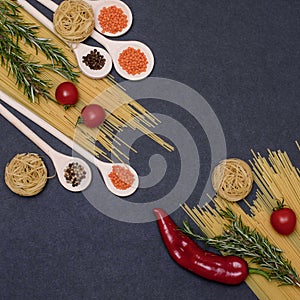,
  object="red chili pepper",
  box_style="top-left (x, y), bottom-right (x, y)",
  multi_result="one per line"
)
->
top-left (153, 208), bottom-right (249, 285)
